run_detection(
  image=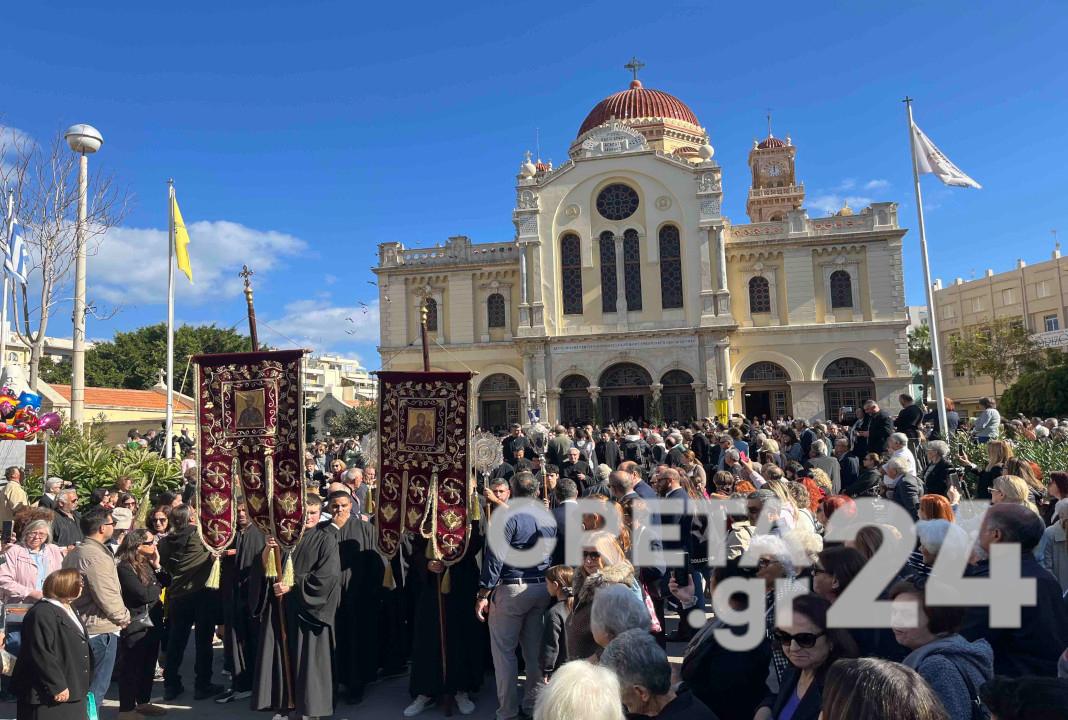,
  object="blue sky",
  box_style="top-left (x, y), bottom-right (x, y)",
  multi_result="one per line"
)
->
top-left (3, 1), bottom-right (1066, 366)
